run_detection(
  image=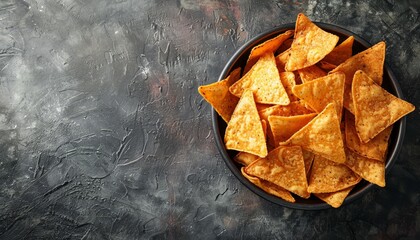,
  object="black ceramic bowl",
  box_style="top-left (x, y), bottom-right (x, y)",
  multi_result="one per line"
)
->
top-left (212, 23), bottom-right (406, 210)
